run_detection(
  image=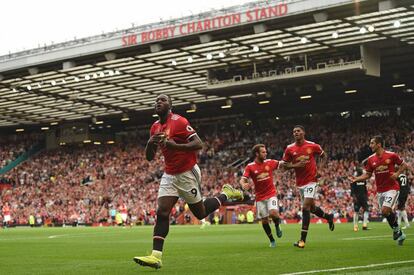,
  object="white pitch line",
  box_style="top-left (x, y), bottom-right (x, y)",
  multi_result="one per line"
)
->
top-left (342, 233), bottom-right (414, 240)
top-left (47, 231), bottom-right (123, 239)
top-left (280, 260), bottom-right (414, 275)
top-left (48, 234), bottom-right (68, 239)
